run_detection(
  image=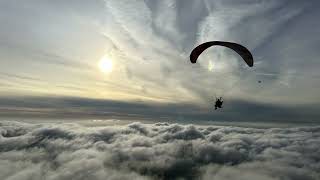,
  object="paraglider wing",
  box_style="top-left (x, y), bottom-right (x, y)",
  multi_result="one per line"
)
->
top-left (190, 41), bottom-right (254, 67)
